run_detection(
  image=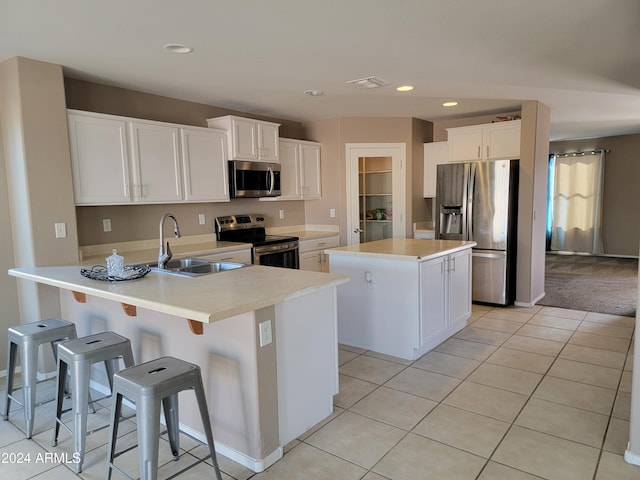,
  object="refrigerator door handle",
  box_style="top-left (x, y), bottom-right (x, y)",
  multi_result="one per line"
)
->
top-left (467, 162), bottom-right (476, 241)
